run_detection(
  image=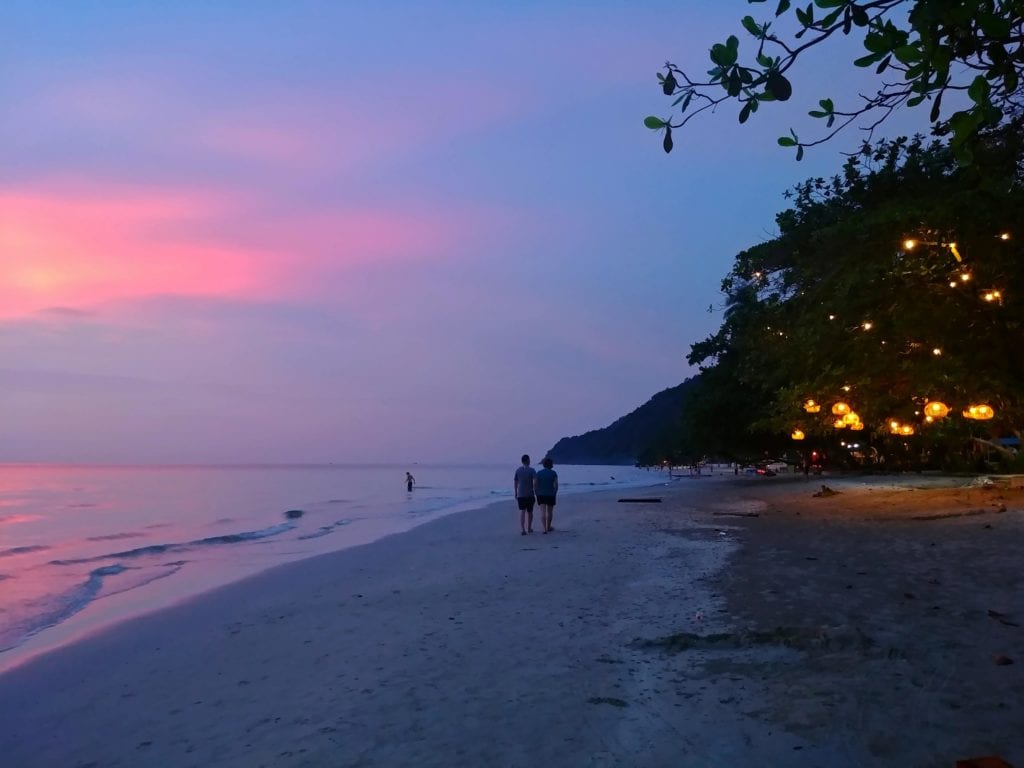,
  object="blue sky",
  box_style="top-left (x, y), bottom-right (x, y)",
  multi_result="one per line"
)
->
top-left (0, 1), bottom-right (940, 463)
